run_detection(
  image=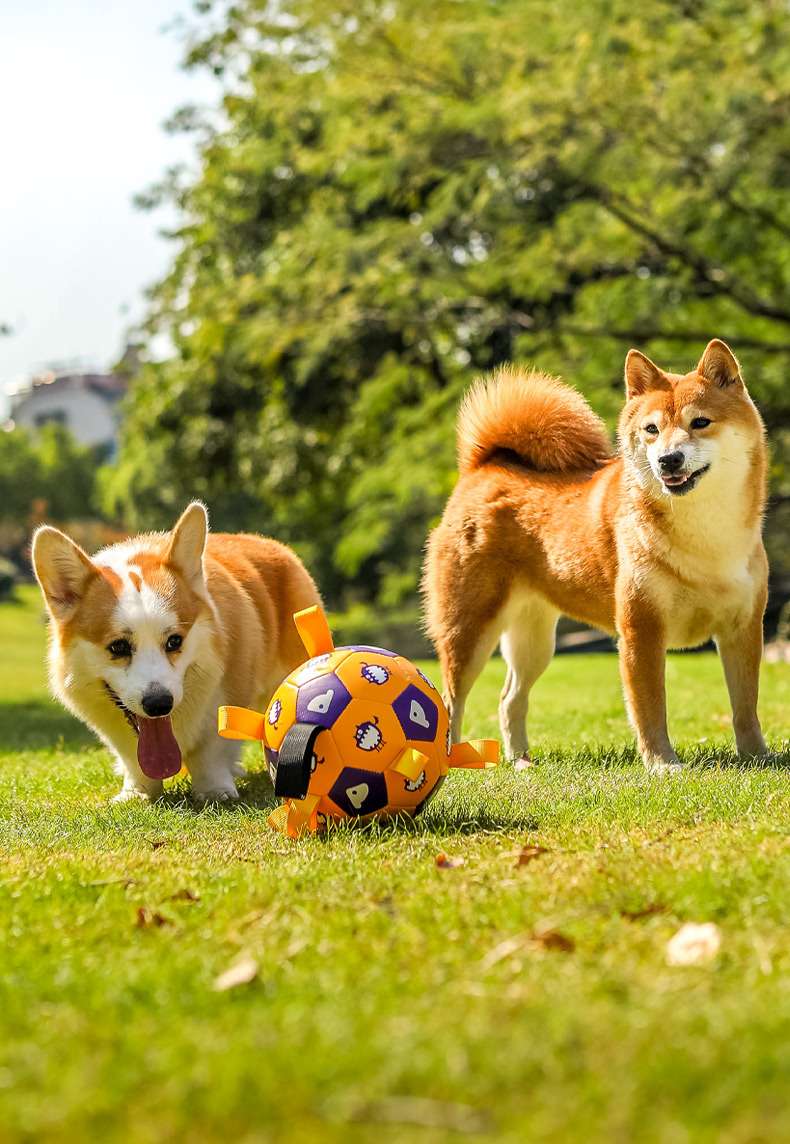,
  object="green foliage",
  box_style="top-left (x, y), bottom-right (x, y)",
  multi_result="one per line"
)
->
top-left (108, 0), bottom-right (790, 605)
top-left (0, 424), bottom-right (101, 526)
